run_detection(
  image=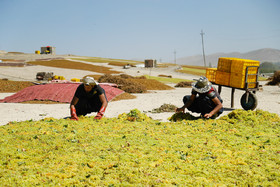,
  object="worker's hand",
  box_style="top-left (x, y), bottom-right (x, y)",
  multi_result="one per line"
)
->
top-left (203, 113), bottom-right (212, 119)
top-left (71, 115), bottom-right (79, 121)
top-left (94, 106), bottom-right (106, 120)
top-left (70, 105), bottom-right (79, 121)
top-left (94, 113), bottom-right (103, 120)
top-left (176, 107), bottom-right (185, 113)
